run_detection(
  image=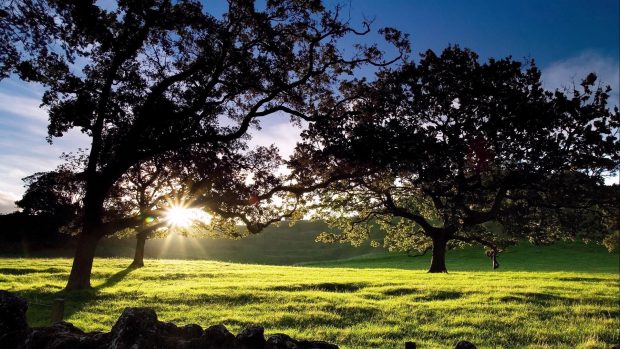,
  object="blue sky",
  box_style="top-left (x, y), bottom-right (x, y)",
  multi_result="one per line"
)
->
top-left (0, 0), bottom-right (618, 212)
